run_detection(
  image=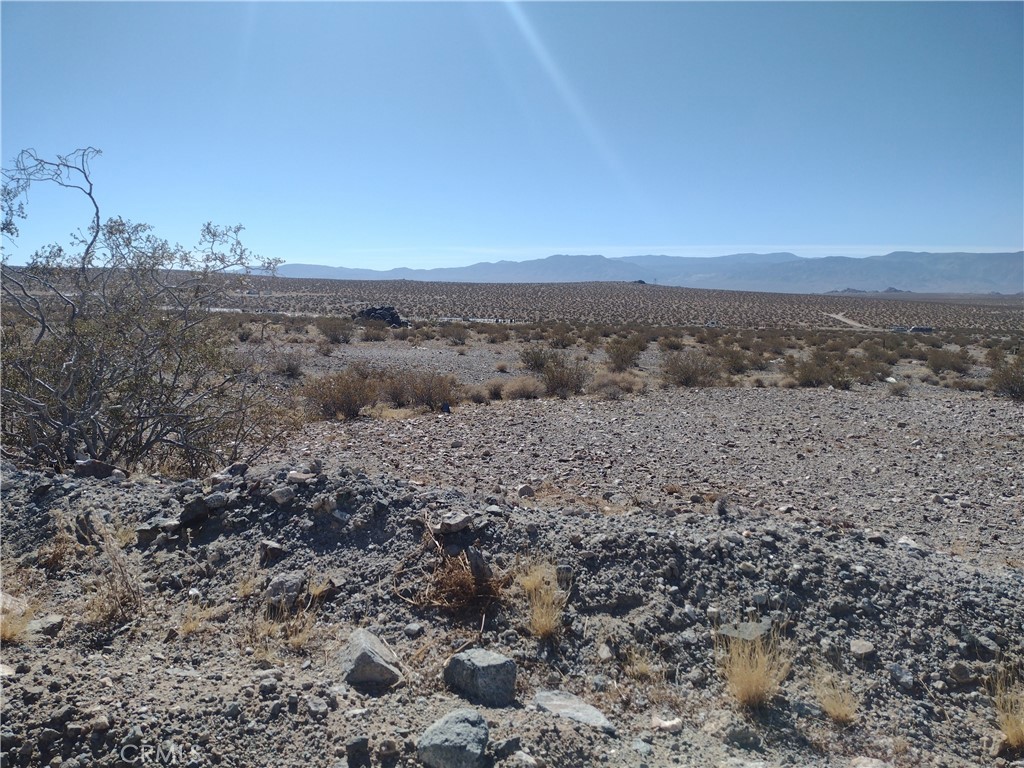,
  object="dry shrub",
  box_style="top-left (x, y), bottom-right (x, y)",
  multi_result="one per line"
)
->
top-left (484, 378), bottom-right (506, 400)
top-left (313, 315), bottom-right (352, 344)
top-left (520, 344), bottom-right (556, 373)
top-left (992, 665), bottom-right (1024, 750)
top-left (589, 371), bottom-right (646, 400)
top-left (604, 335), bottom-right (646, 372)
top-left (406, 371), bottom-right (460, 410)
top-left (421, 552), bottom-right (505, 613)
top-left (661, 349), bottom-right (721, 387)
top-left (0, 586), bottom-right (34, 644)
top-left (990, 356), bottom-right (1024, 401)
top-left (811, 666), bottom-right (859, 725)
top-left (503, 375), bottom-right (544, 400)
top-left (716, 628), bottom-right (791, 709)
top-left (300, 370), bottom-right (377, 420)
top-left (888, 381), bottom-right (910, 397)
top-left (542, 355), bottom-right (589, 399)
top-left (273, 350), bottom-right (304, 378)
top-left (465, 385), bottom-right (489, 404)
top-left (179, 603), bottom-right (231, 637)
top-left (84, 522), bottom-right (143, 628)
top-left (517, 561), bottom-right (567, 639)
